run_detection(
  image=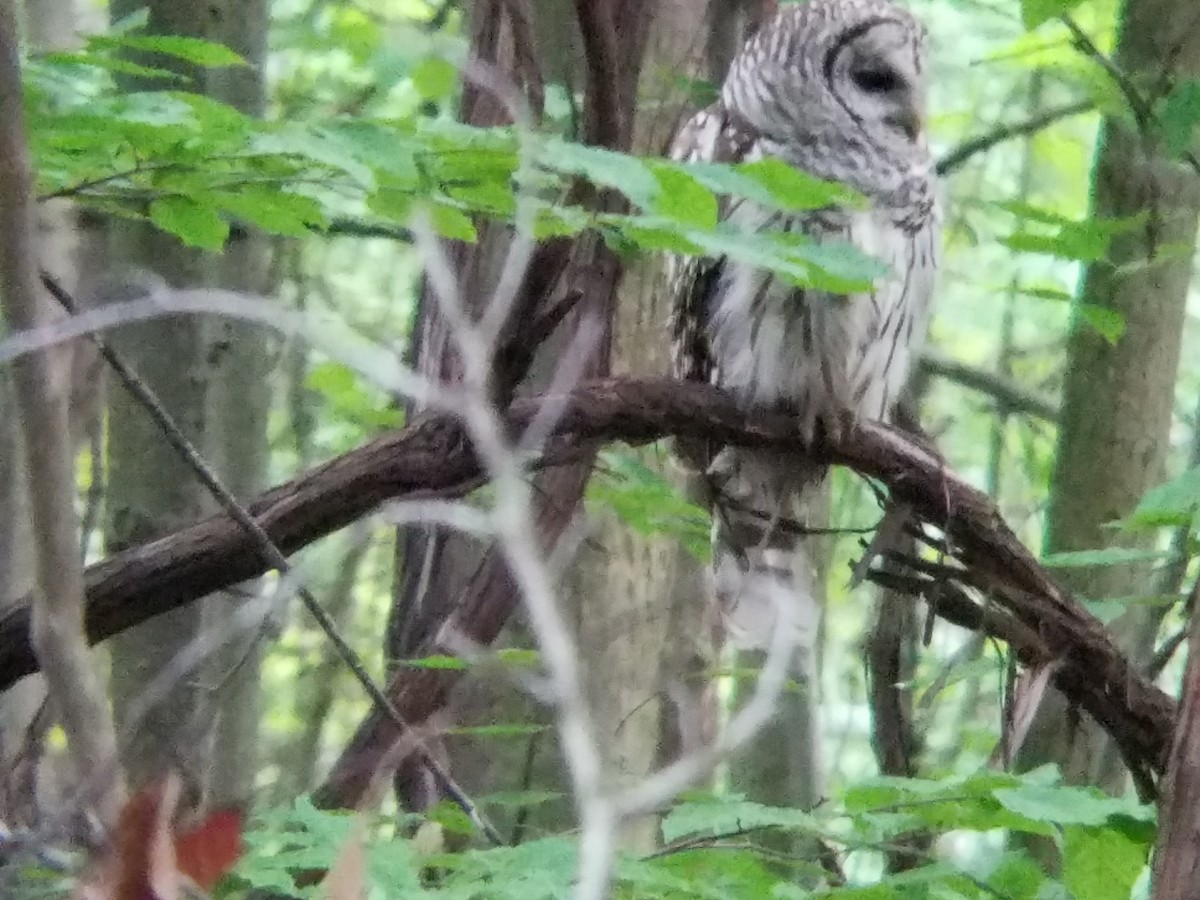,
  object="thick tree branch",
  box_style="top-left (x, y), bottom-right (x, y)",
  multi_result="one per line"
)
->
top-left (0, 376), bottom-right (1174, 799)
